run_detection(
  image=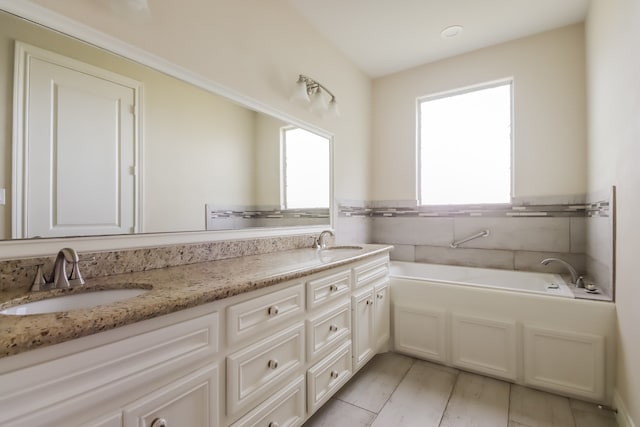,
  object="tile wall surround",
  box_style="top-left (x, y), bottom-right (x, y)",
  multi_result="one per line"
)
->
top-left (585, 186), bottom-right (616, 298)
top-left (0, 233), bottom-right (317, 292)
top-left (339, 192), bottom-right (615, 299)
